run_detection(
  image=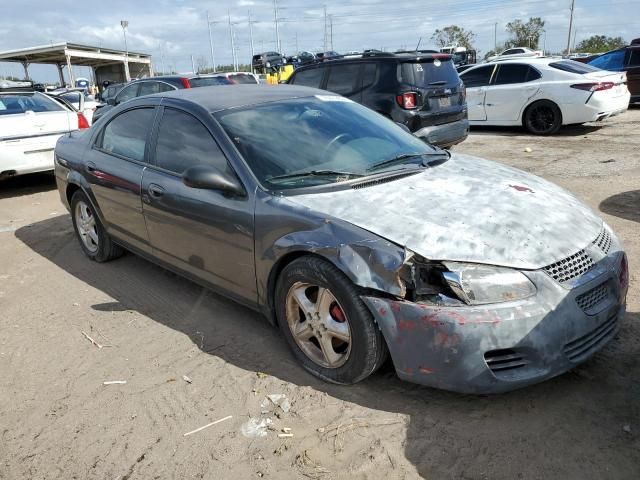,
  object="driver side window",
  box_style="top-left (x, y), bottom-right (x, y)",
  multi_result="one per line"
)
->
top-left (153, 108), bottom-right (229, 175)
